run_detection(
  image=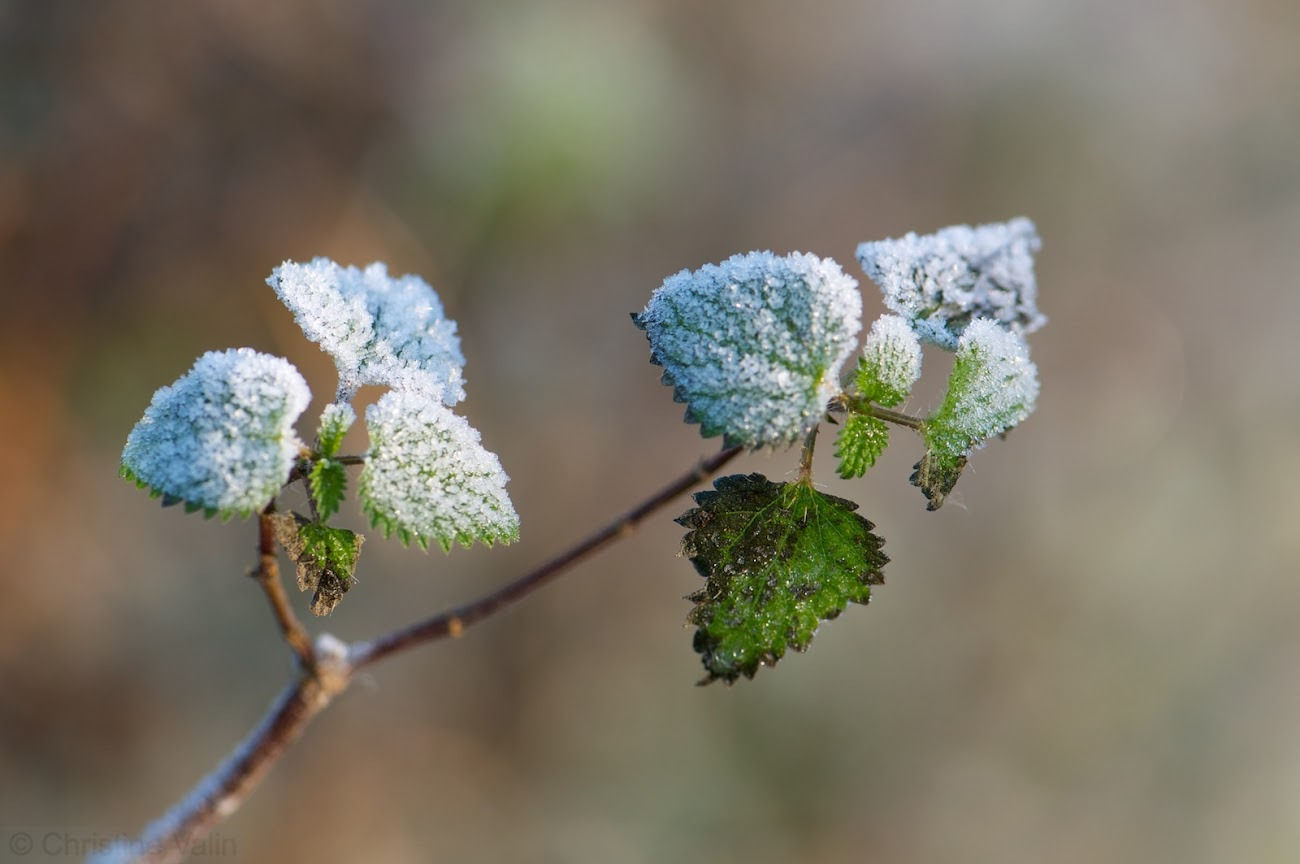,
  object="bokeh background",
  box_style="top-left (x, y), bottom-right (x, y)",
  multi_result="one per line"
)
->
top-left (2, 1), bottom-right (1298, 862)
